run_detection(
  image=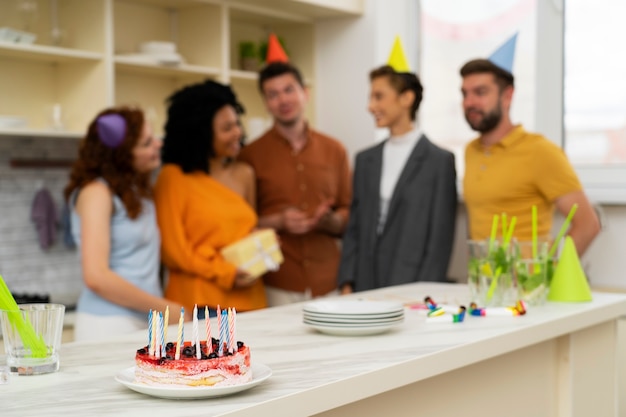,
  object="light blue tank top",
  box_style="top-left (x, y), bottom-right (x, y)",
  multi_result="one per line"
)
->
top-left (70, 181), bottom-right (162, 320)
